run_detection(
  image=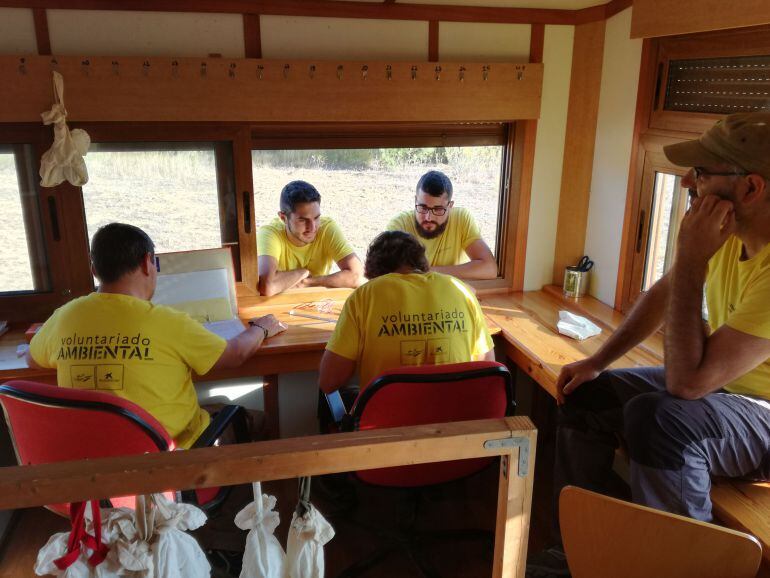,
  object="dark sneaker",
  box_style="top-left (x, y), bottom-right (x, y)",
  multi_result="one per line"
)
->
top-left (526, 546), bottom-right (570, 577)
